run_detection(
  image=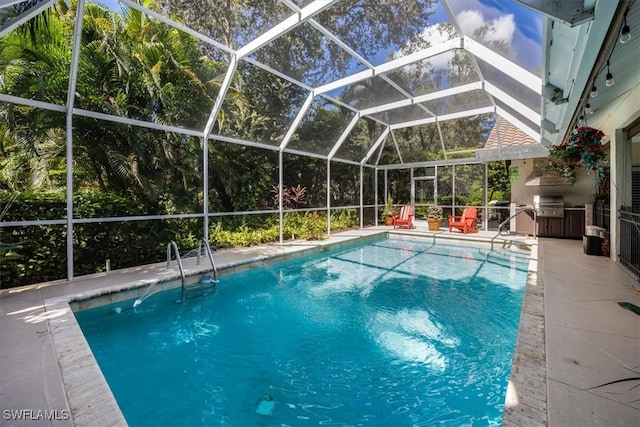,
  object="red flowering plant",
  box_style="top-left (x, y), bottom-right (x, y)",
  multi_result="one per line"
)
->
top-left (546, 126), bottom-right (606, 184)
